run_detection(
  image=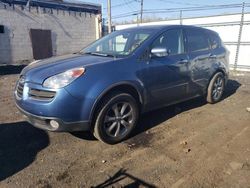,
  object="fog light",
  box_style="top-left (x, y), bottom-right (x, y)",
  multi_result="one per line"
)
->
top-left (50, 120), bottom-right (59, 129)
